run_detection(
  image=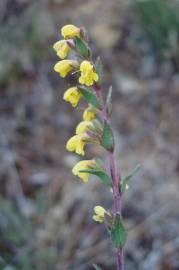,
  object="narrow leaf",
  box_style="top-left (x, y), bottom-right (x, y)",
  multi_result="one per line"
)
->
top-left (101, 121), bottom-right (114, 152)
top-left (79, 169), bottom-right (111, 186)
top-left (78, 86), bottom-right (99, 108)
top-left (93, 264), bottom-right (102, 270)
top-left (120, 164), bottom-right (141, 193)
top-left (111, 215), bottom-right (127, 248)
top-left (74, 37), bottom-right (89, 58)
top-left (105, 86), bottom-right (112, 116)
